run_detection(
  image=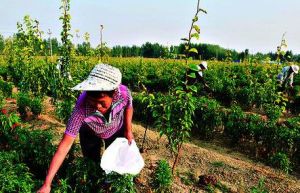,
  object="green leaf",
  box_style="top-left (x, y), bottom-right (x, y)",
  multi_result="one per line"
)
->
top-left (187, 72), bottom-right (196, 78)
top-left (192, 16), bottom-right (198, 22)
top-left (149, 94), bottom-right (155, 100)
top-left (193, 25), bottom-right (200, 33)
top-left (188, 48), bottom-right (198, 54)
top-left (175, 86), bottom-right (184, 91)
top-left (191, 33), bottom-right (199, 40)
top-left (189, 63), bottom-right (199, 72)
top-left (189, 85), bottom-right (198, 92)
